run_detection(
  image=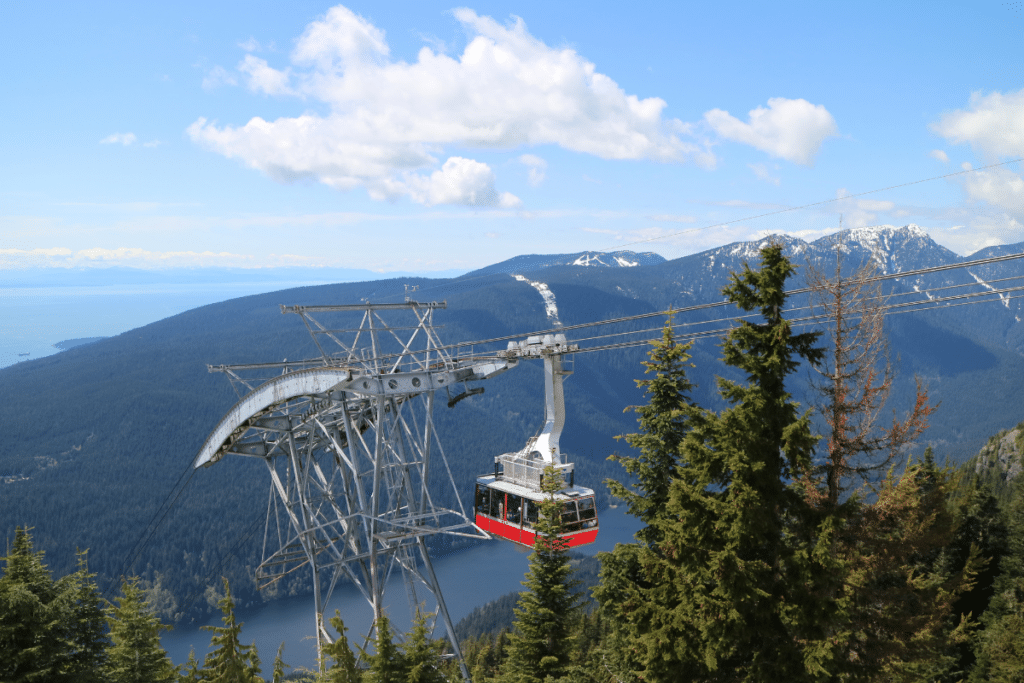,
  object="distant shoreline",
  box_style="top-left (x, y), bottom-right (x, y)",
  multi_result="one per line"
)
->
top-left (53, 337), bottom-right (107, 351)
